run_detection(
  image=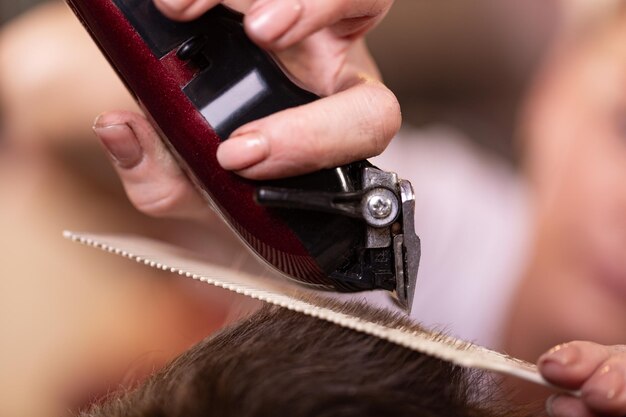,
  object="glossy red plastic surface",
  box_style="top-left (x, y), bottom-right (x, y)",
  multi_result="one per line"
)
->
top-left (66, 0), bottom-right (328, 283)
